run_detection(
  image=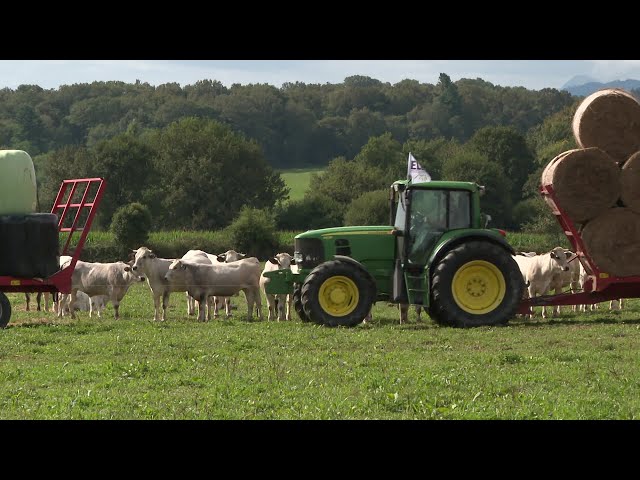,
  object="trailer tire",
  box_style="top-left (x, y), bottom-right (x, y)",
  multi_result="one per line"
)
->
top-left (301, 260), bottom-right (375, 327)
top-left (429, 240), bottom-right (523, 328)
top-left (0, 292), bottom-right (11, 329)
top-left (293, 284), bottom-right (311, 322)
